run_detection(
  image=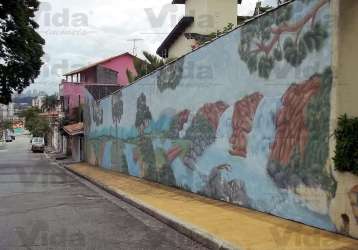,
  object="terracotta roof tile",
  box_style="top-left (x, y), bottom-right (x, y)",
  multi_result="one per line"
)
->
top-left (63, 122), bottom-right (84, 136)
